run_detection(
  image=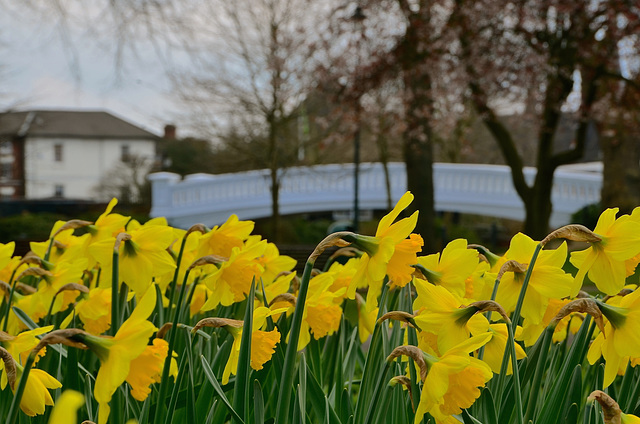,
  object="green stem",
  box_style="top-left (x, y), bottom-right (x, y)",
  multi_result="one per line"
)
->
top-left (404, 282), bottom-right (421, 413)
top-left (511, 243), bottom-right (542, 333)
top-left (478, 276), bottom-right (501, 361)
top-left (2, 268), bottom-right (19, 332)
top-left (43, 292), bottom-right (60, 327)
top-left (154, 268), bottom-right (191, 424)
top-left (506, 321), bottom-right (524, 424)
top-left (524, 326), bottom-right (553, 423)
top-left (111, 249), bottom-right (120, 336)
top-left (363, 361), bottom-right (391, 424)
top-left (274, 259), bottom-right (315, 424)
top-left (353, 282), bottom-right (389, 424)
top-left (43, 237), bottom-right (55, 262)
top-left (167, 236), bottom-right (188, 321)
